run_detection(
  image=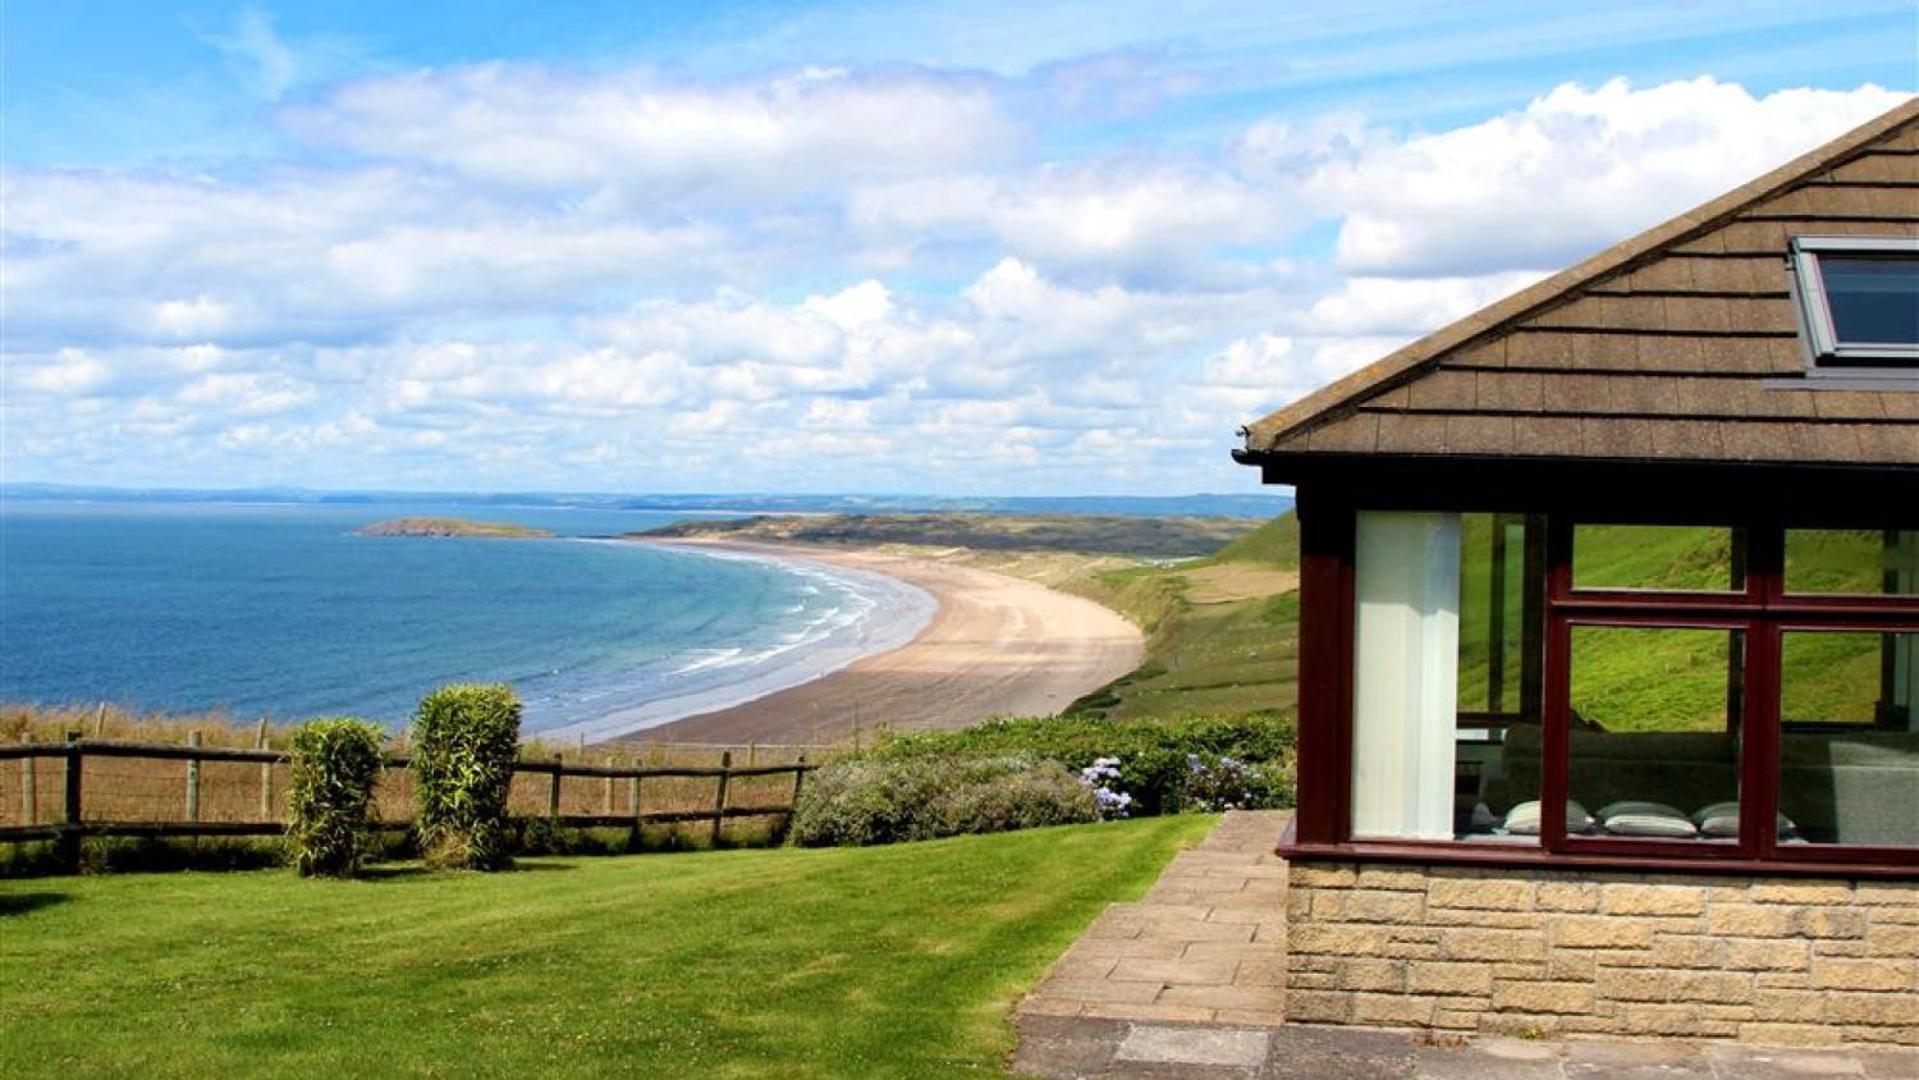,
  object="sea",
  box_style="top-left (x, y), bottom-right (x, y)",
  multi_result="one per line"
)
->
top-left (0, 501), bottom-right (935, 739)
